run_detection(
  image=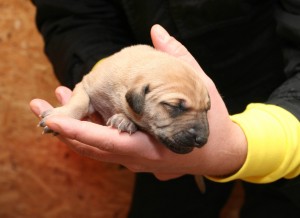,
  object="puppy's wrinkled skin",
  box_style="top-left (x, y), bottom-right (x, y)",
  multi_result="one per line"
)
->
top-left (39, 45), bottom-right (211, 154)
